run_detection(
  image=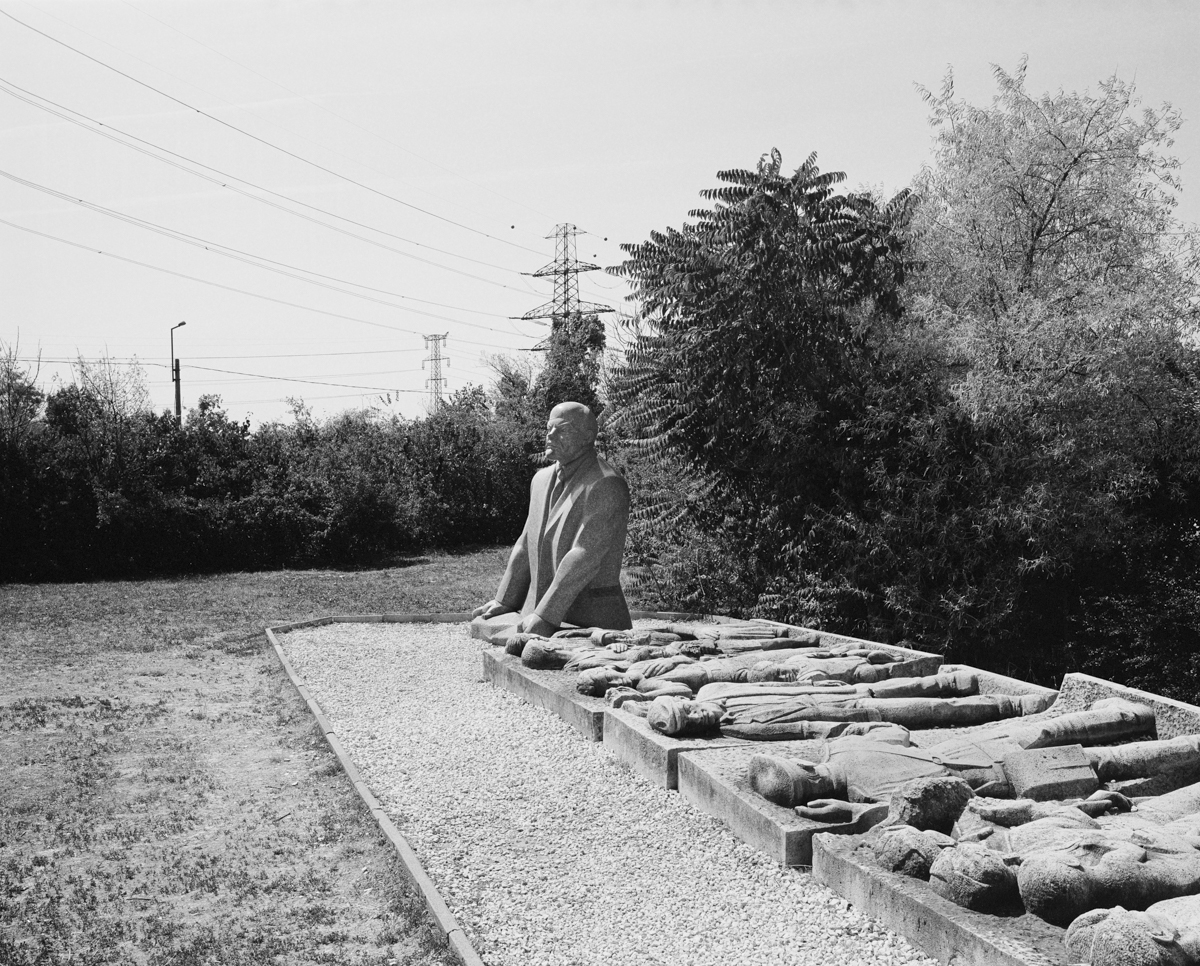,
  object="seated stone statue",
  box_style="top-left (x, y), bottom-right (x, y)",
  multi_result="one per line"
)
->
top-left (472, 402), bottom-right (631, 637)
top-left (748, 699), bottom-right (1156, 814)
